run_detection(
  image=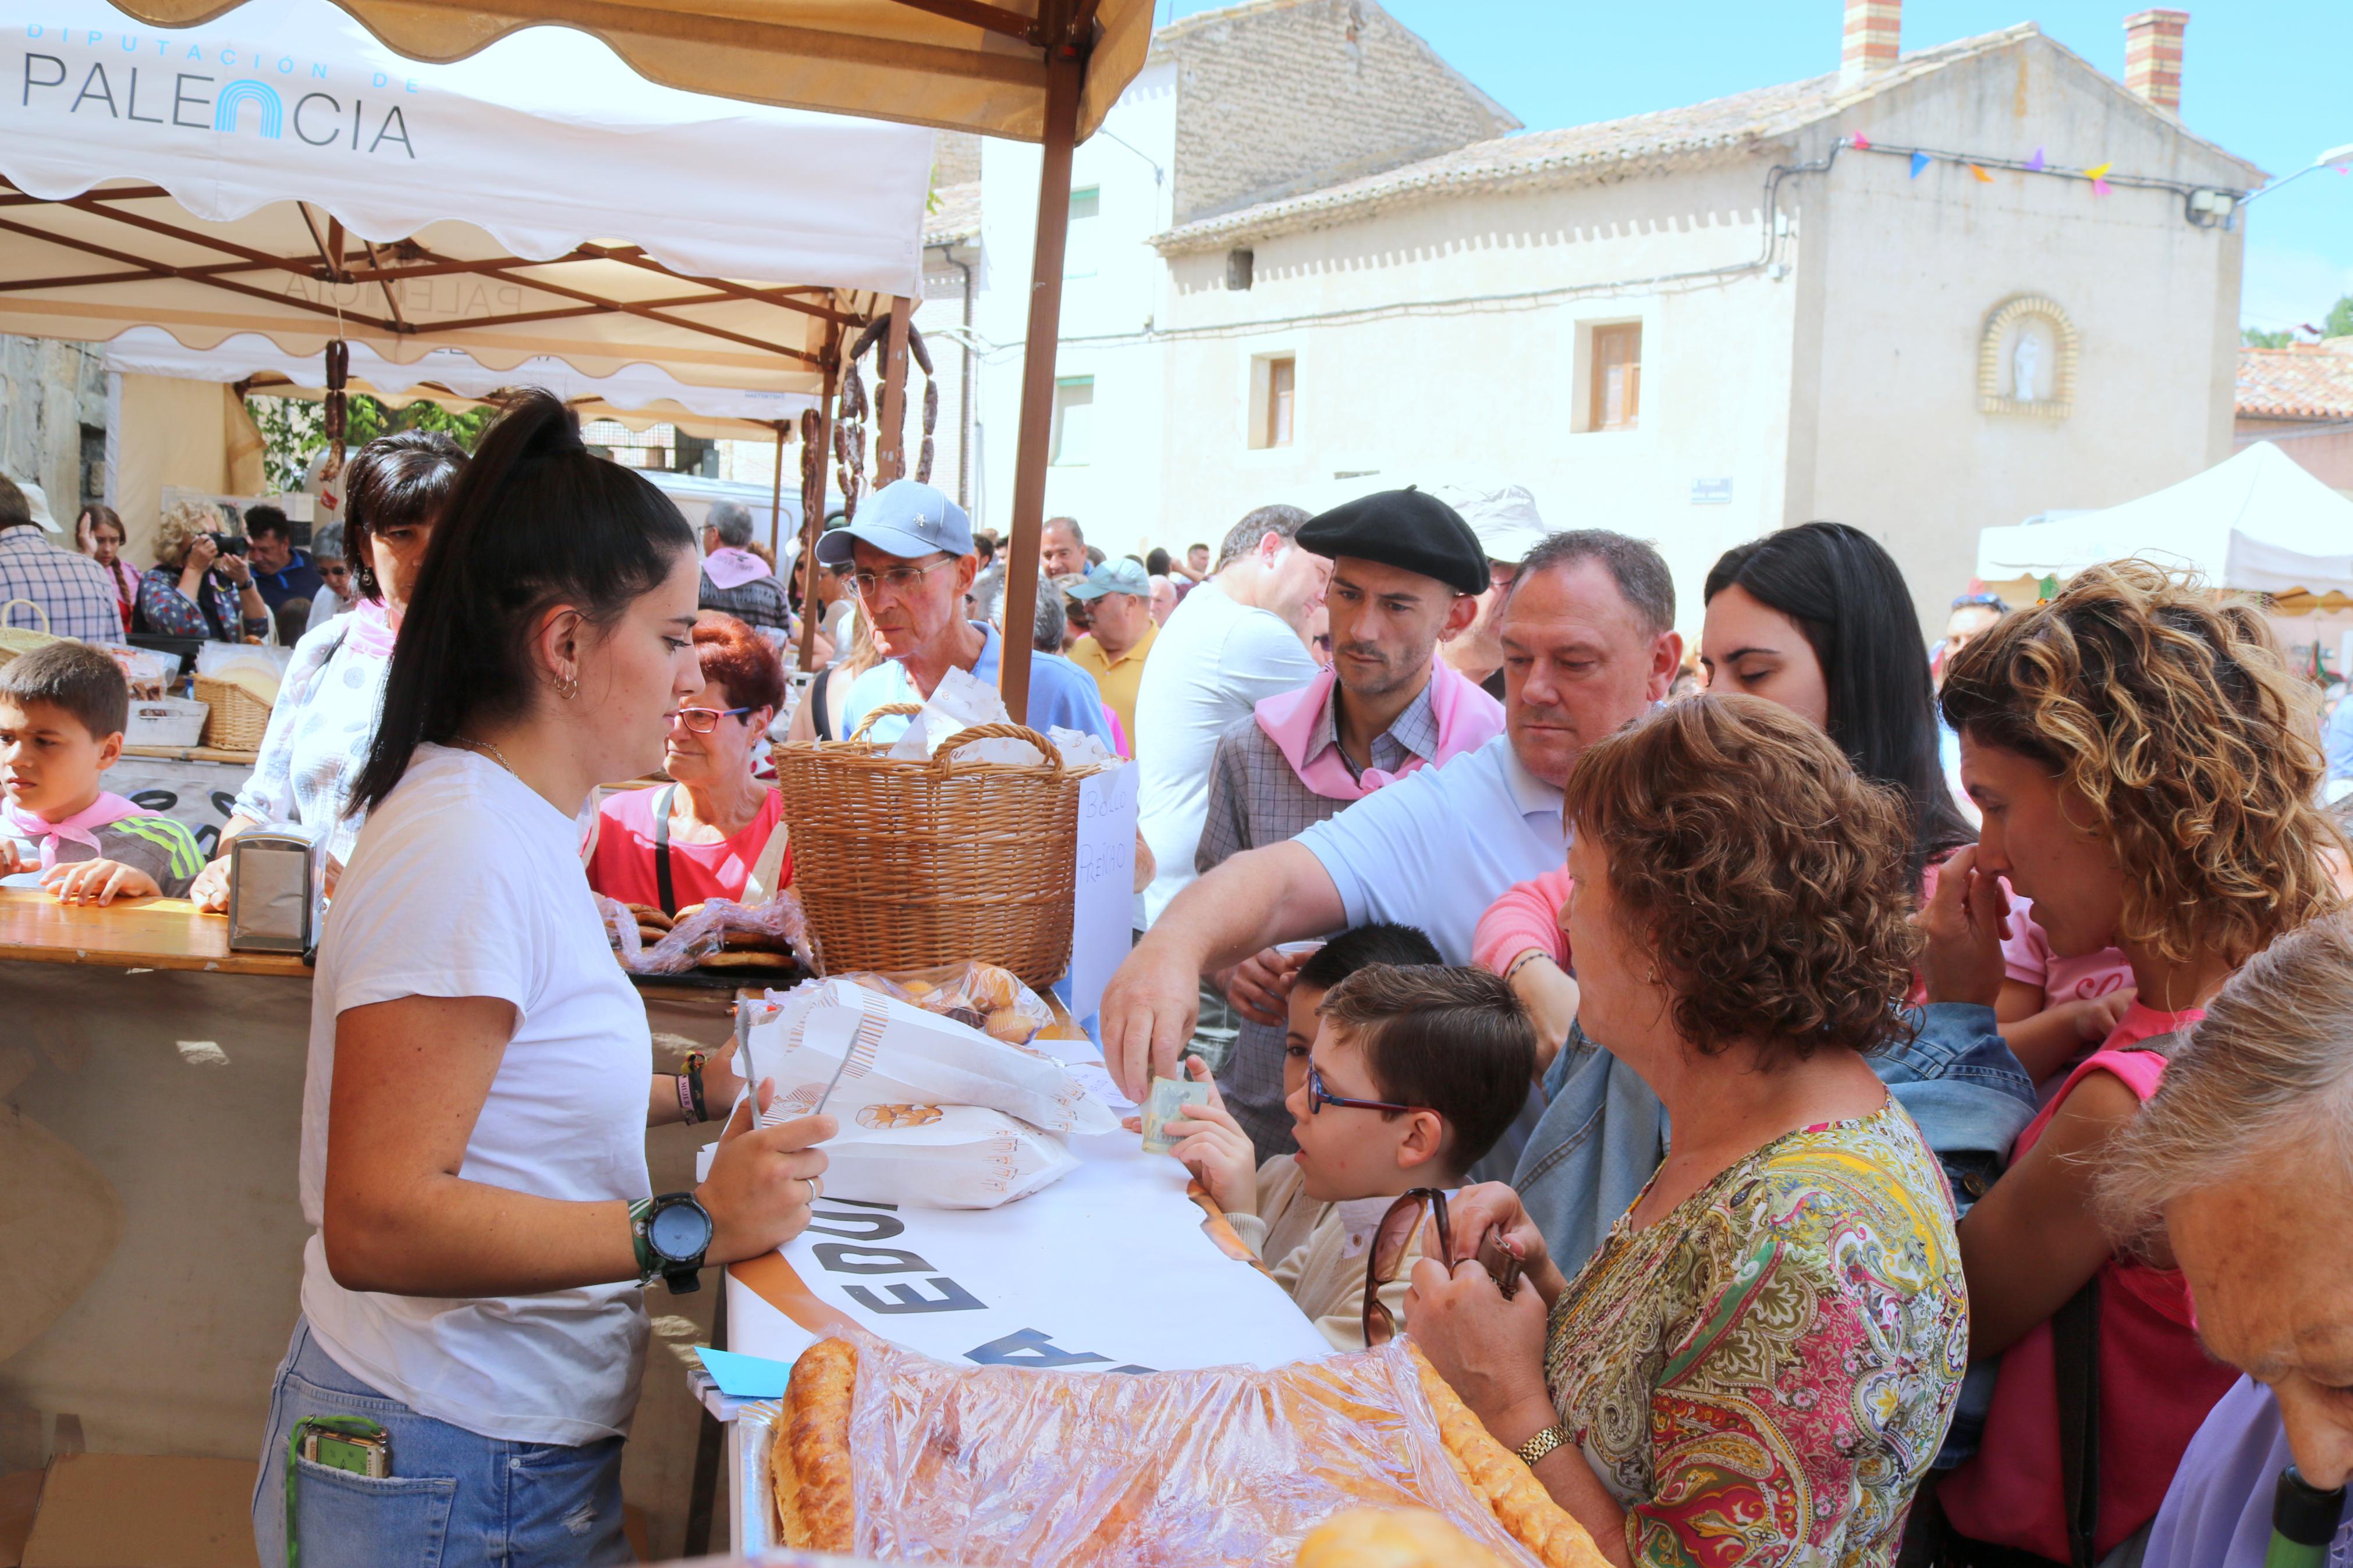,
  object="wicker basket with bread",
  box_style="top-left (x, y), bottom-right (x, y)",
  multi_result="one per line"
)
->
top-left (768, 1332), bottom-right (1606, 1567)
